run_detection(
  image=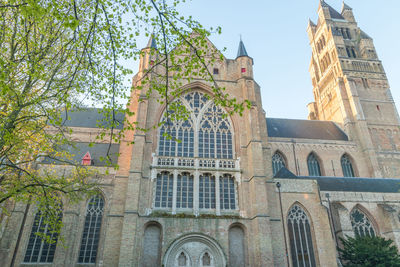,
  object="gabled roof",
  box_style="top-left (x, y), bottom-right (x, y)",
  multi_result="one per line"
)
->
top-left (236, 39), bottom-right (249, 58)
top-left (320, 0), bottom-right (345, 20)
top-left (60, 108), bottom-right (125, 129)
top-left (308, 19), bottom-right (316, 28)
top-left (266, 118), bottom-right (348, 141)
